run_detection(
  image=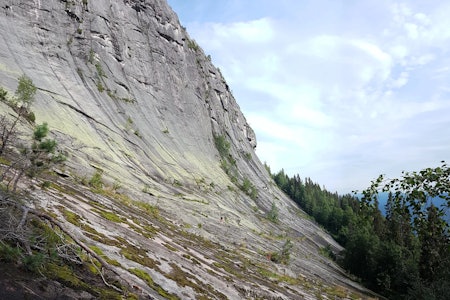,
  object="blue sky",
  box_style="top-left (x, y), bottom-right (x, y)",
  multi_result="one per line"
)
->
top-left (167, 0), bottom-right (450, 193)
